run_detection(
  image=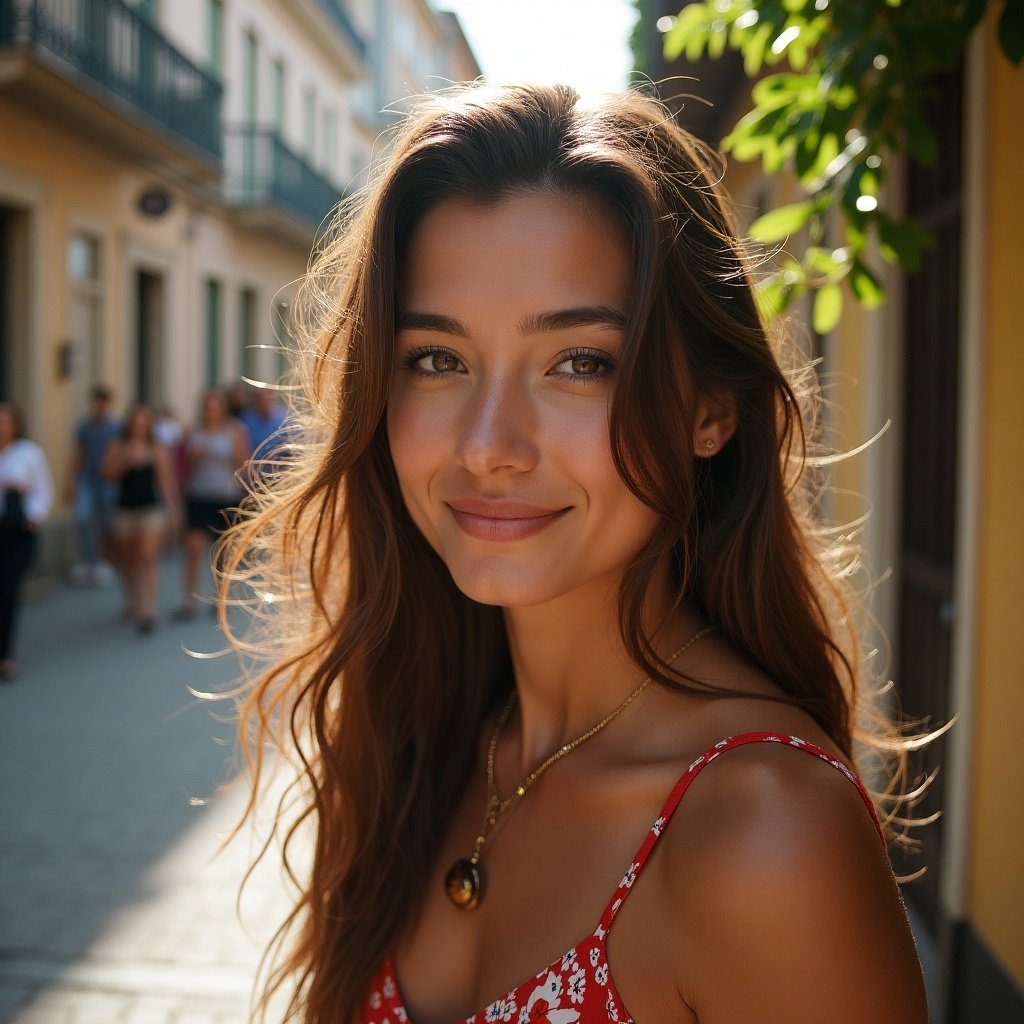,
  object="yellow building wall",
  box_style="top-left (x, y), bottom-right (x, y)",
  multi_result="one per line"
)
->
top-left (965, 27), bottom-right (1024, 987)
top-left (0, 98), bottom-right (306, 517)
